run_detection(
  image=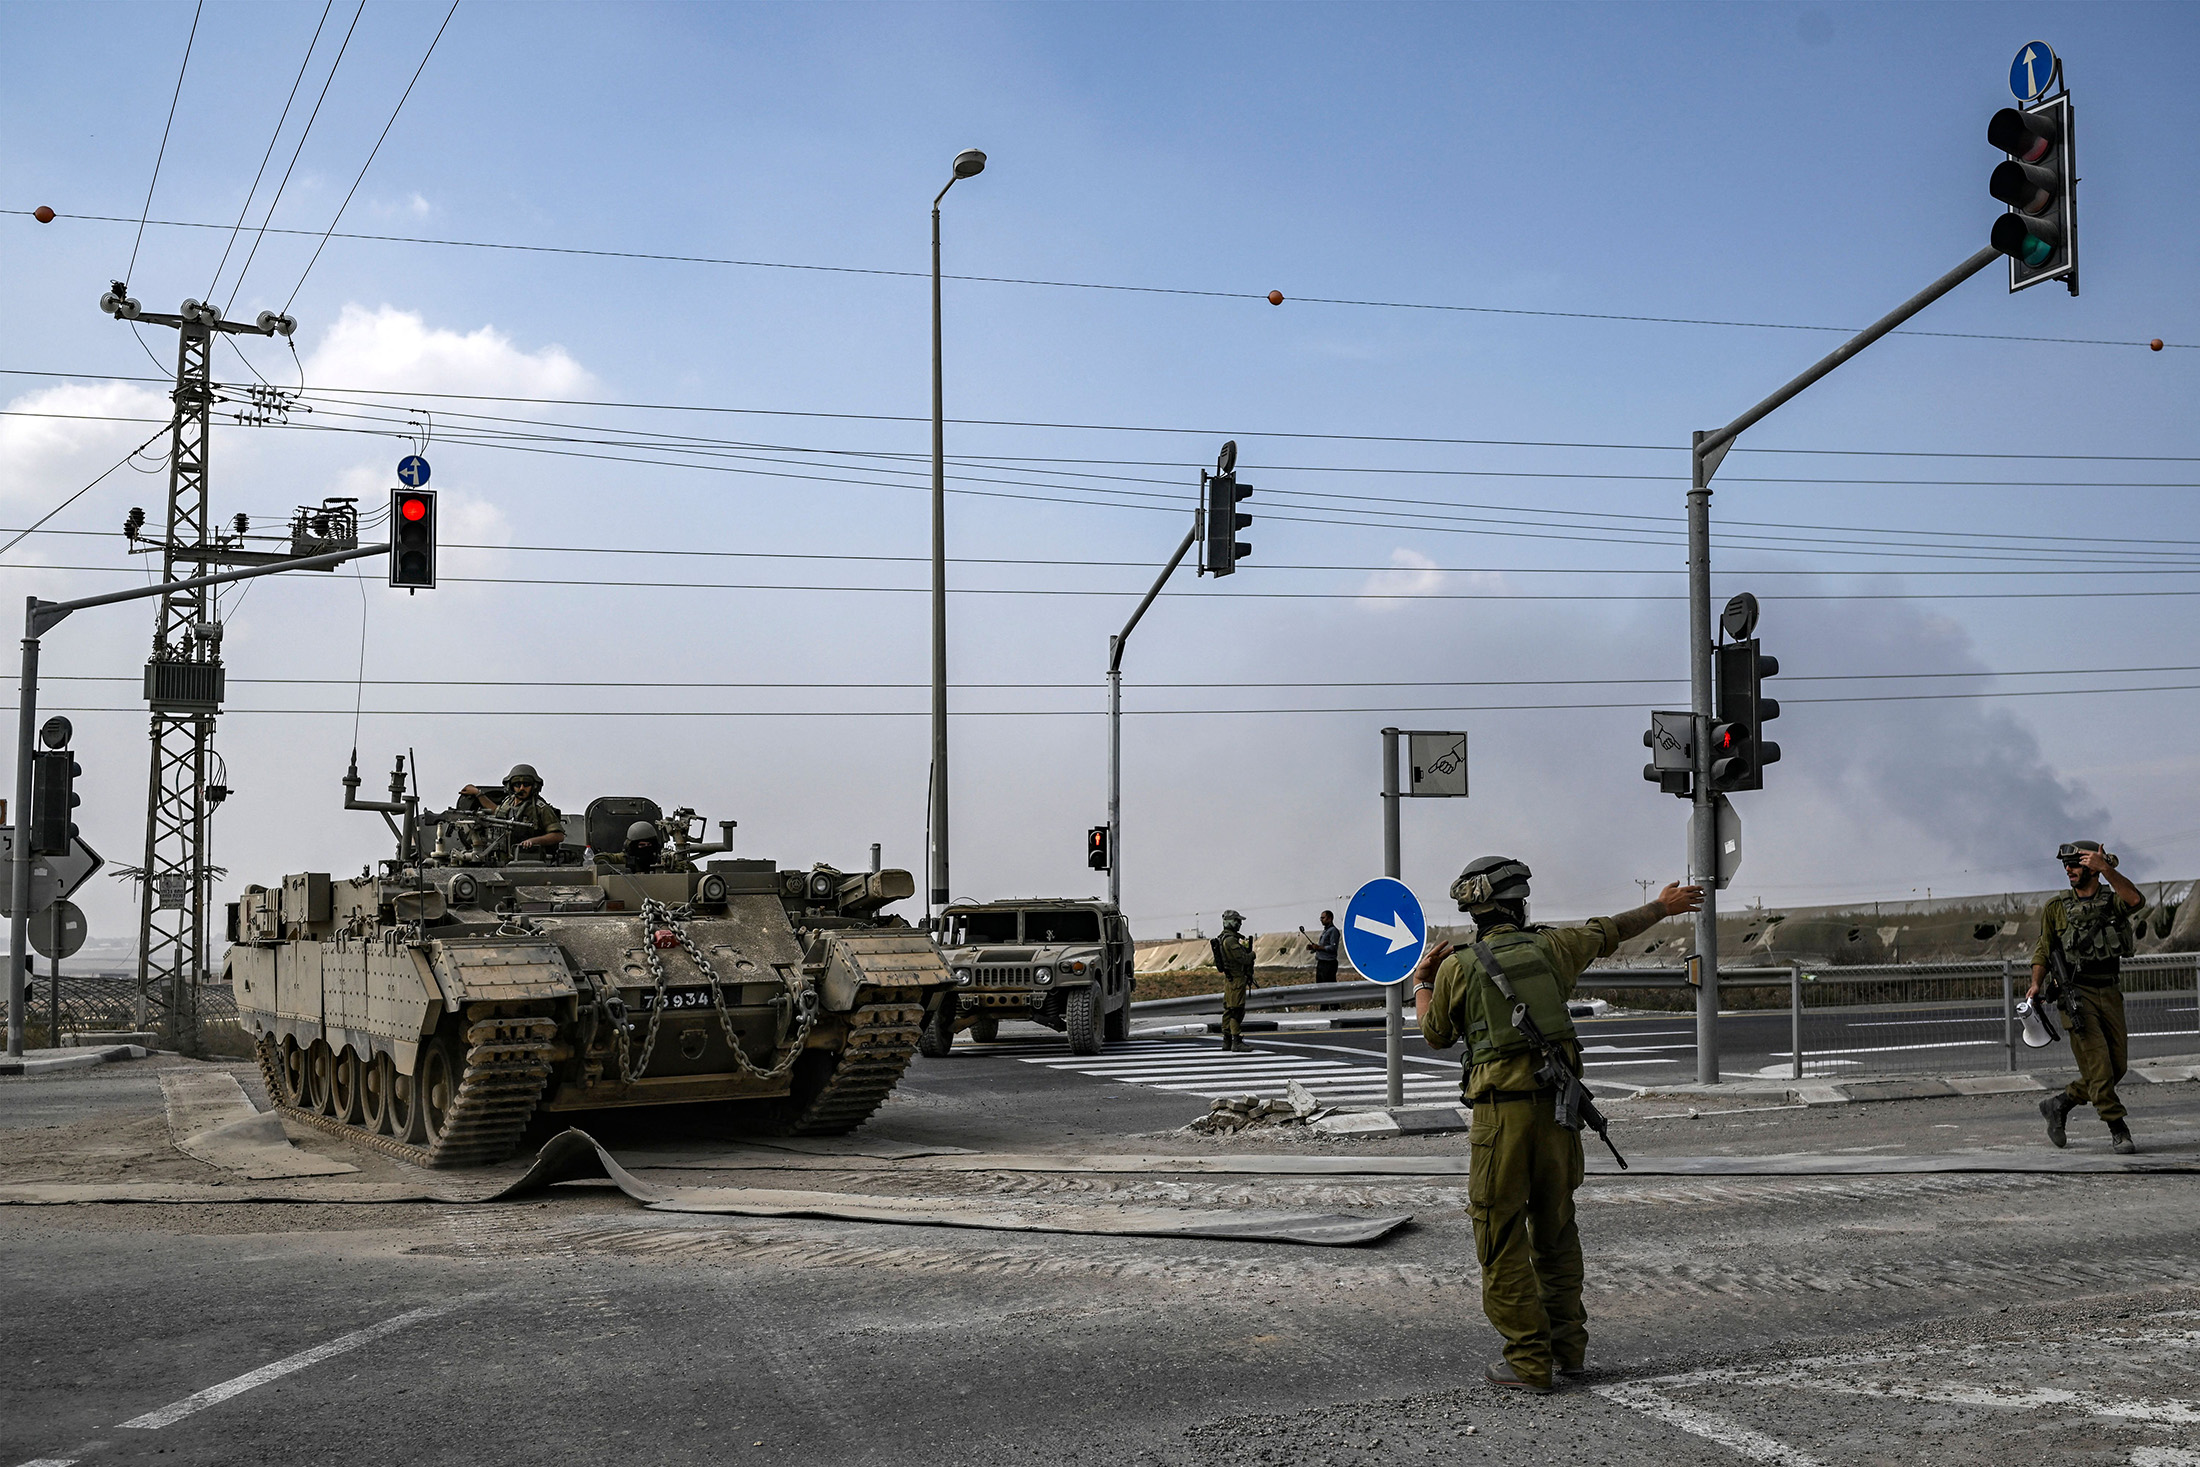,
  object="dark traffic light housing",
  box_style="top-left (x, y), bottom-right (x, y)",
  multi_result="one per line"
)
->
top-left (1199, 440), bottom-right (1252, 577)
top-left (388, 488), bottom-right (438, 590)
top-left (1710, 639), bottom-right (1781, 793)
top-left (1642, 709), bottom-right (1693, 798)
top-left (30, 750), bottom-right (82, 855)
top-left (1087, 825), bottom-right (1110, 871)
top-left (1988, 92), bottom-right (2076, 295)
